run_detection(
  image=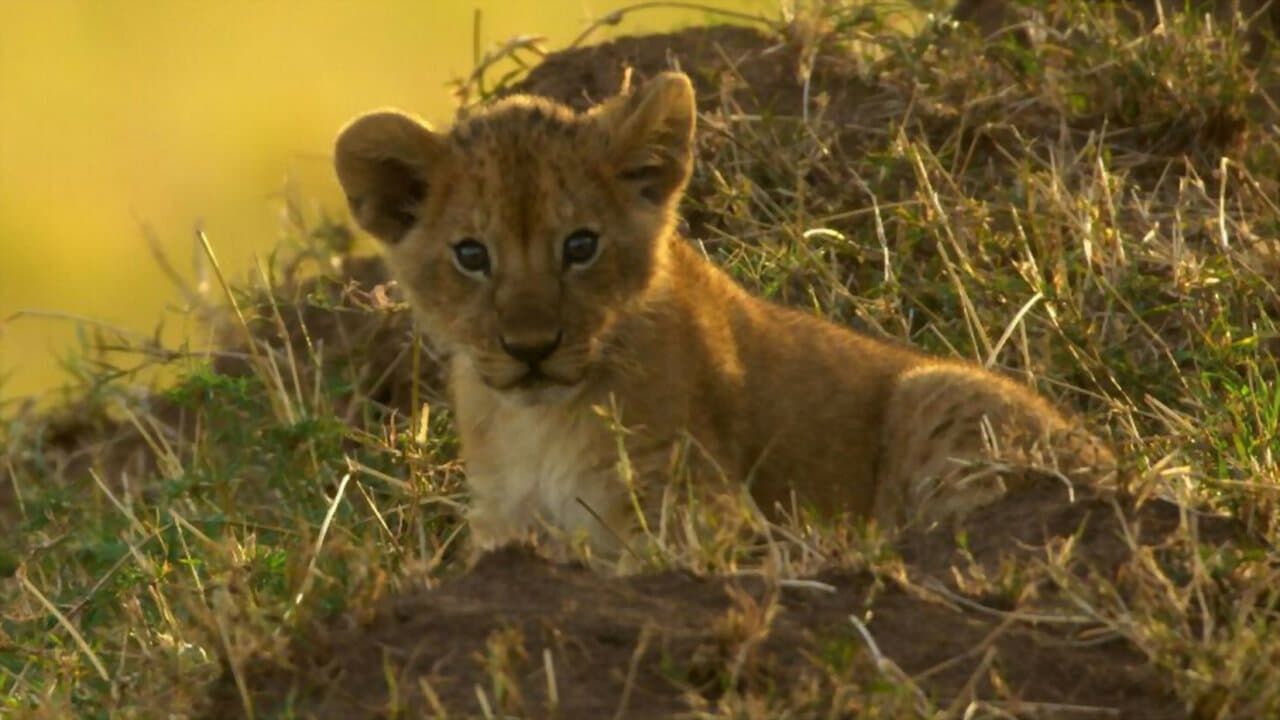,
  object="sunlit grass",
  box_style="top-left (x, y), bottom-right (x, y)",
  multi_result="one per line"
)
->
top-left (2, 0), bottom-right (1278, 716)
